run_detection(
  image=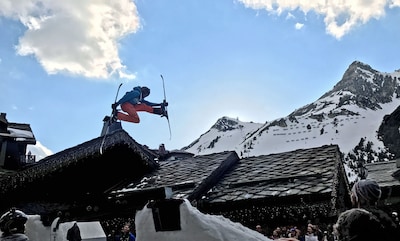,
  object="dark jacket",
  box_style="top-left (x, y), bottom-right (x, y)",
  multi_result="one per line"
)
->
top-left (66, 223), bottom-right (82, 241)
top-left (116, 86), bottom-right (157, 106)
top-left (115, 232), bottom-right (135, 241)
